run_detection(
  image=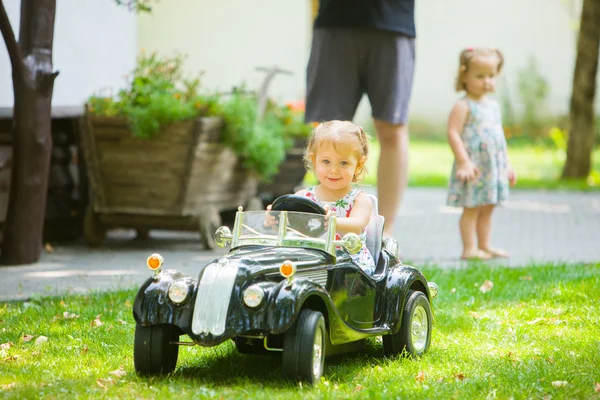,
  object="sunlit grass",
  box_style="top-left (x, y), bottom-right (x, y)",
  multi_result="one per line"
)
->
top-left (1, 263), bottom-right (599, 399)
top-left (305, 140), bottom-right (600, 191)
